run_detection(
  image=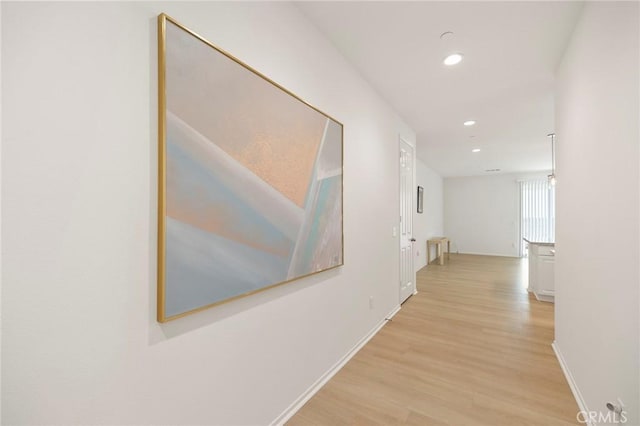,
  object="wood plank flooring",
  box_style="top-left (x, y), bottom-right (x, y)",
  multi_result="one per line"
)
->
top-left (287, 254), bottom-right (579, 425)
